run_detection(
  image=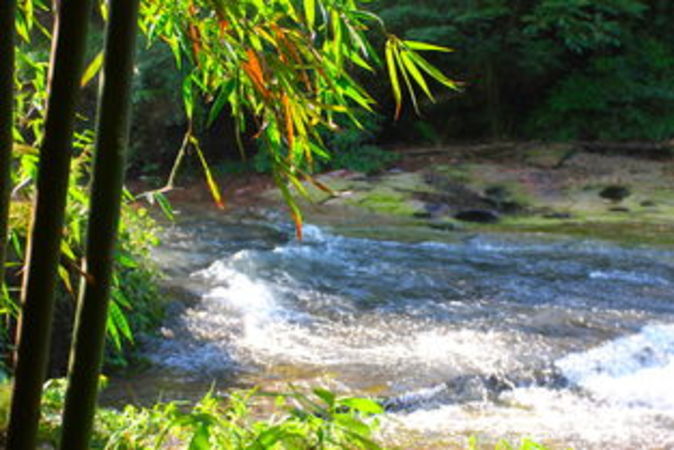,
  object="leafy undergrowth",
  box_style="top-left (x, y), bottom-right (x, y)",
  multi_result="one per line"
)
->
top-left (0, 380), bottom-right (553, 449)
